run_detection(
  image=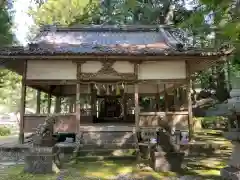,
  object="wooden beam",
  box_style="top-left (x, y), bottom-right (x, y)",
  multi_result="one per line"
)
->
top-left (26, 80), bottom-right (77, 85)
top-left (25, 79), bottom-right (186, 86)
top-left (0, 54), bottom-right (221, 61)
top-left (19, 60), bottom-right (27, 144)
top-left (186, 61), bottom-right (193, 141)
